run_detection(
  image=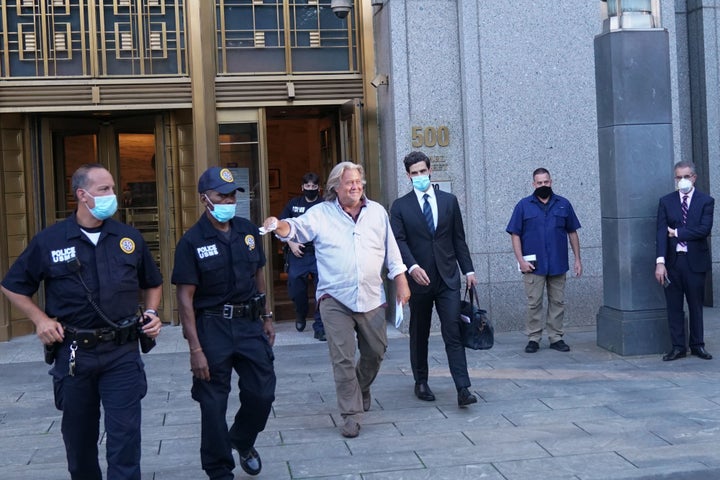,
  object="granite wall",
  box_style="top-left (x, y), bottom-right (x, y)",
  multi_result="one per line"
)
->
top-left (372, 0), bottom-right (707, 334)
